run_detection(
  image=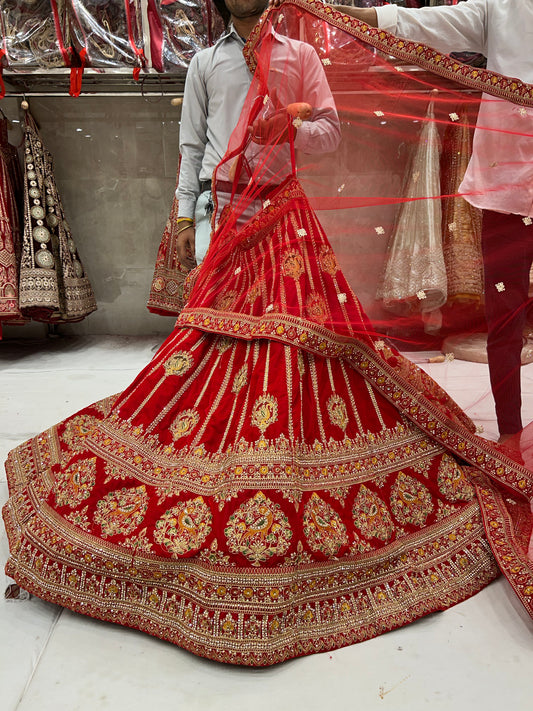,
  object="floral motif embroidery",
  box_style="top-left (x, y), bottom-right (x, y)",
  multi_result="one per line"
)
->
top-left (297, 350), bottom-right (305, 376)
top-left (224, 491), bottom-right (292, 565)
top-left (246, 279), bottom-right (262, 304)
top-left (103, 461), bottom-right (132, 484)
top-left (251, 394), bottom-right (278, 434)
top-left (435, 500), bottom-right (460, 521)
top-left (55, 457), bottom-right (97, 508)
top-left (437, 454), bottom-right (475, 502)
top-left (390, 472), bottom-right (433, 526)
top-left (305, 292), bottom-right (328, 324)
top-left (64, 505), bottom-right (91, 532)
top-left (303, 493), bottom-right (349, 556)
top-left (318, 246), bottom-right (338, 275)
top-left (170, 409), bottom-right (200, 440)
top-left (327, 394), bottom-right (348, 432)
top-left (61, 415), bottom-right (98, 453)
top-left (349, 531), bottom-right (375, 554)
top-left (352, 485), bottom-right (394, 542)
top-left (281, 539), bottom-right (314, 565)
top-left (164, 351), bottom-right (194, 377)
top-left (281, 249), bottom-right (305, 279)
top-left (198, 538), bottom-right (232, 566)
top-left (216, 336), bottom-right (233, 353)
top-left (154, 497), bottom-right (213, 557)
top-left (123, 527), bottom-right (154, 554)
top-left (213, 290), bottom-right (238, 311)
top-left (94, 485), bottom-right (148, 538)
top-left (232, 365), bottom-right (248, 394)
